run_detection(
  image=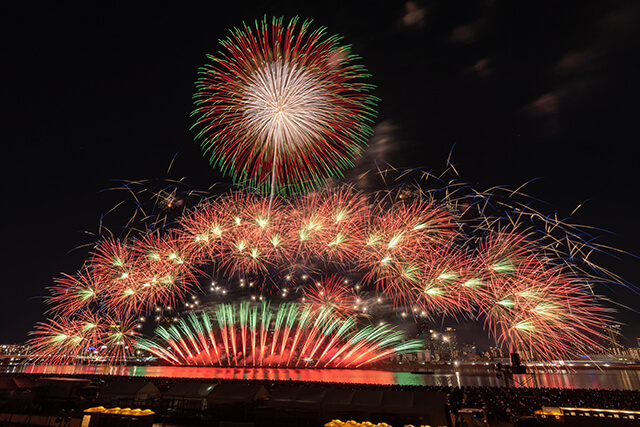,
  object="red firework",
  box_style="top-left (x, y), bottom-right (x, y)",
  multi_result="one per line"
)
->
top-left (303, 275), bottom-right (358, 319)
top-left (46, 270), bottom-right (105, 316)
top-left (29, 318), bottom-right (87, 364)
top-left (360, 199), bottom-right (460, 307)
top-left (192, 16), bottom-right (377, 194)
top-left (412, 246), bottom-right (476, 317)
top-left (477, 230), bottom-right (612, 362)
top-left (291, 188), bottom-right (368, 264)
